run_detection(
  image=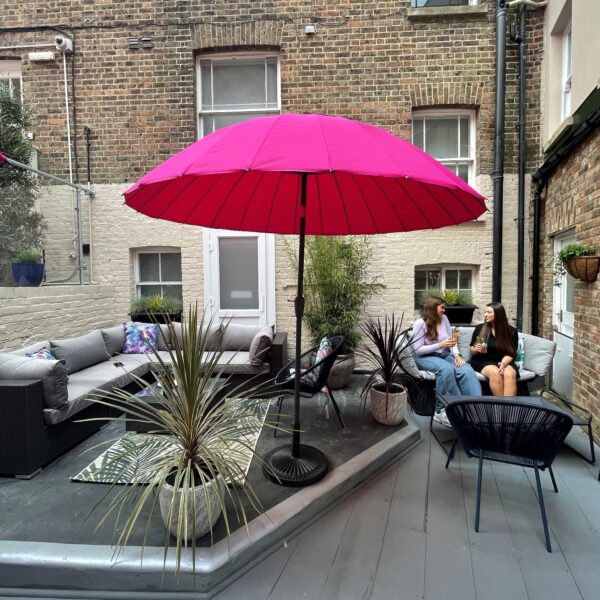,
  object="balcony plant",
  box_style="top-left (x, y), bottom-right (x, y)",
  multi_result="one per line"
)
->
top-left (418, 288), bottom-right (476, 324)
top-left (552, 243), bottom-right (598, 285)
top-left (87, 306), bottom-right (274, 576)
top-left (287, 236), bottom-right (380, 389)
top-left (10, 247), bottom-right (45, 287)
top-left (130, 294), bottom-right (183, 323)
top-left (358, 313), bottom-right (407, 426)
